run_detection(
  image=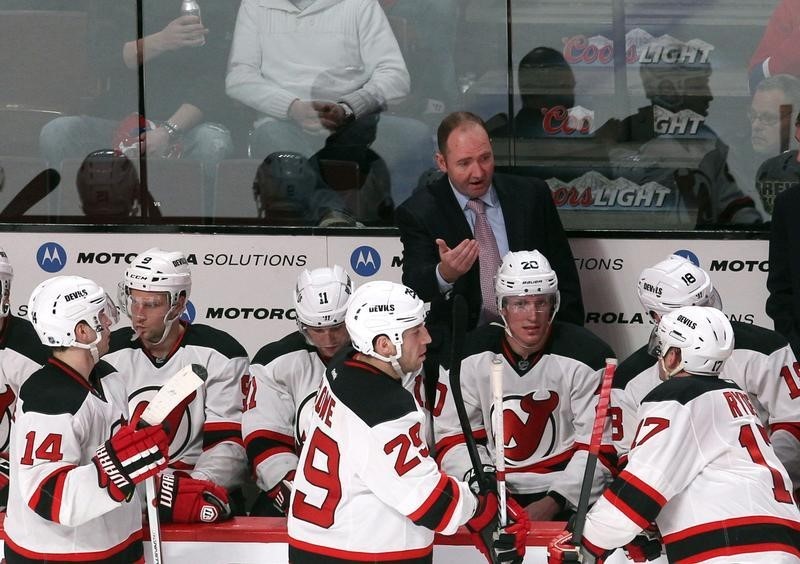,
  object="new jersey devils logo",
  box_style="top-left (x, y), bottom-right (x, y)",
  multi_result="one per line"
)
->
top-left (129, 387), bottom-right (196, 459)
top-left (295, 390), bottom-right (318, 451)
top-left (0, 385), bottom-right (15, 451)
top-left (502, 391), bottom-right (559, 465)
